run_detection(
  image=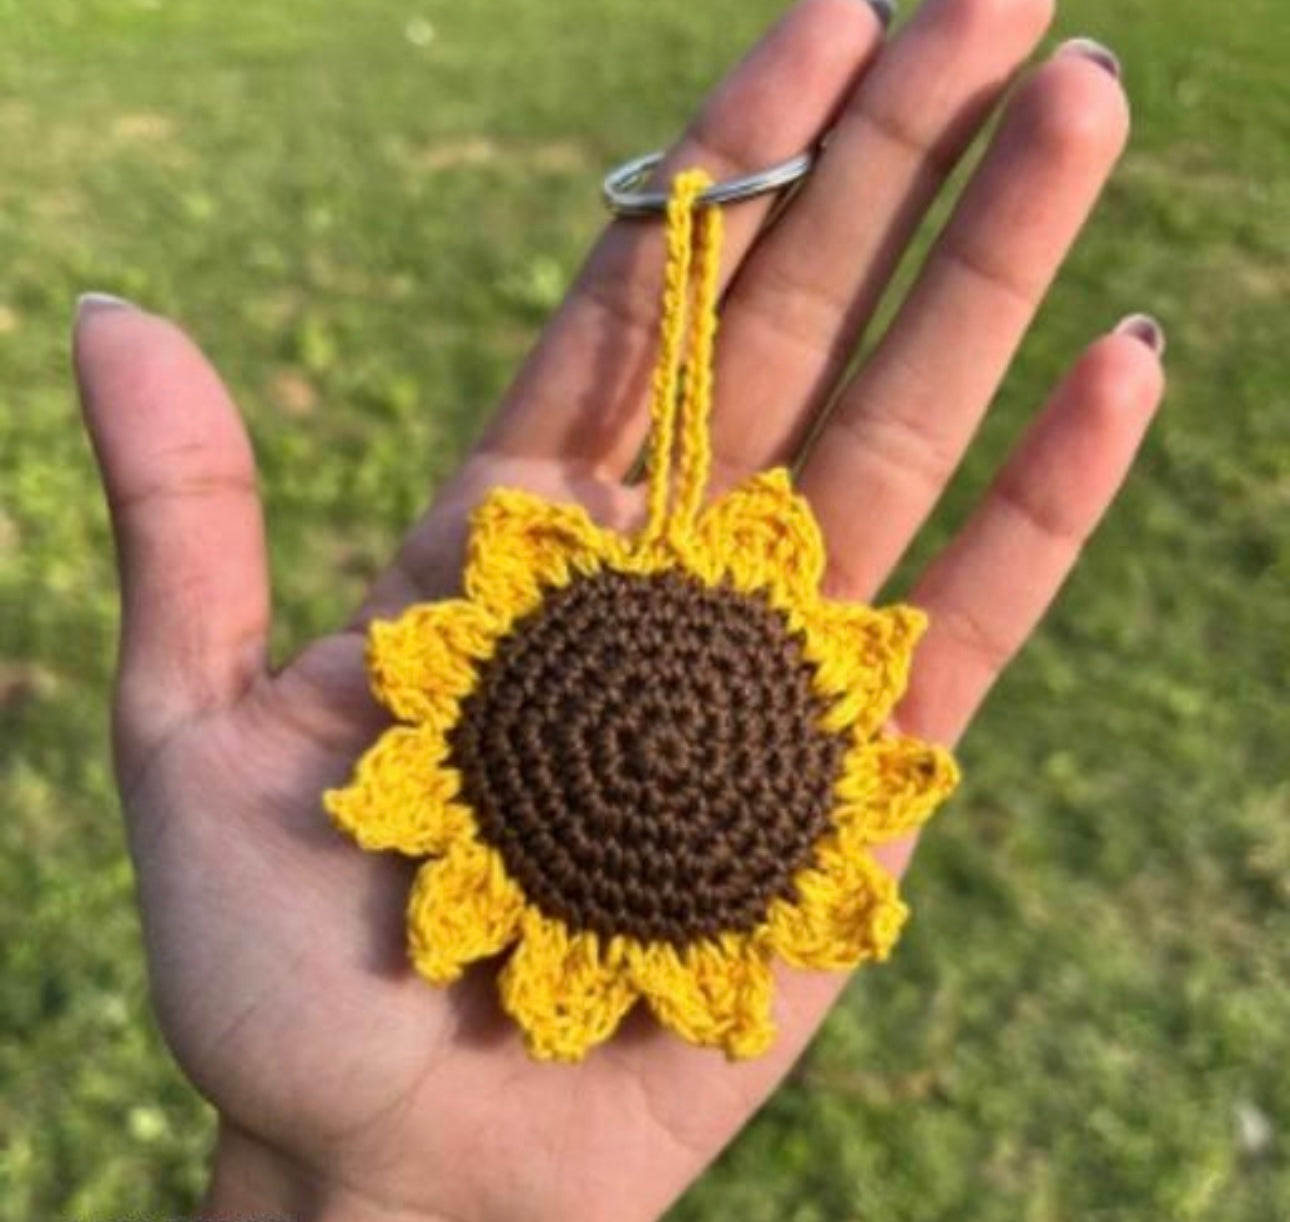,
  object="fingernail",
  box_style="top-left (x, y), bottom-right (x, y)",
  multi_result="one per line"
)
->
top-left (865, 0), bottom-right (896, 31)
top-left (1055, 37), bottom-right (1121, 79)
top-left (1115, 313), bottom-right (1167, 357)
top-left (76, 292), bottom-right (136, 321)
